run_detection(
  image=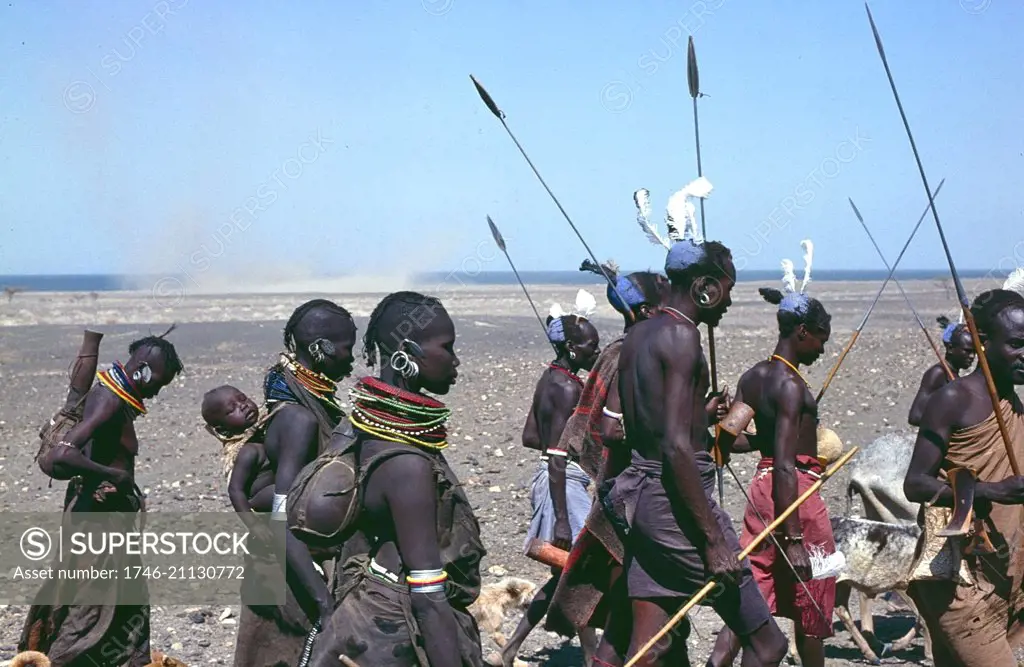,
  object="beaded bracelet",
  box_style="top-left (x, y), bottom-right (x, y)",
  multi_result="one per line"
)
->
top-left (407, 568), bottom-right (447, 594)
